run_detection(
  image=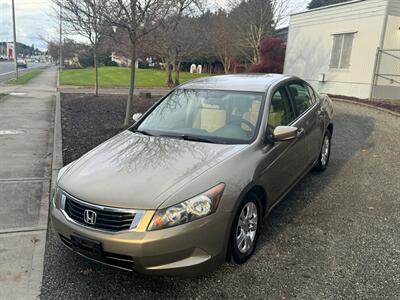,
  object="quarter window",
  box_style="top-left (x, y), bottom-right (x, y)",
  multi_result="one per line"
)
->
top-left (288, 83), bottom-right (313, 116)
top-left (267, 88), bottom-right (295, 130)
top-left (330, 33), bottom-right (354, 69)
